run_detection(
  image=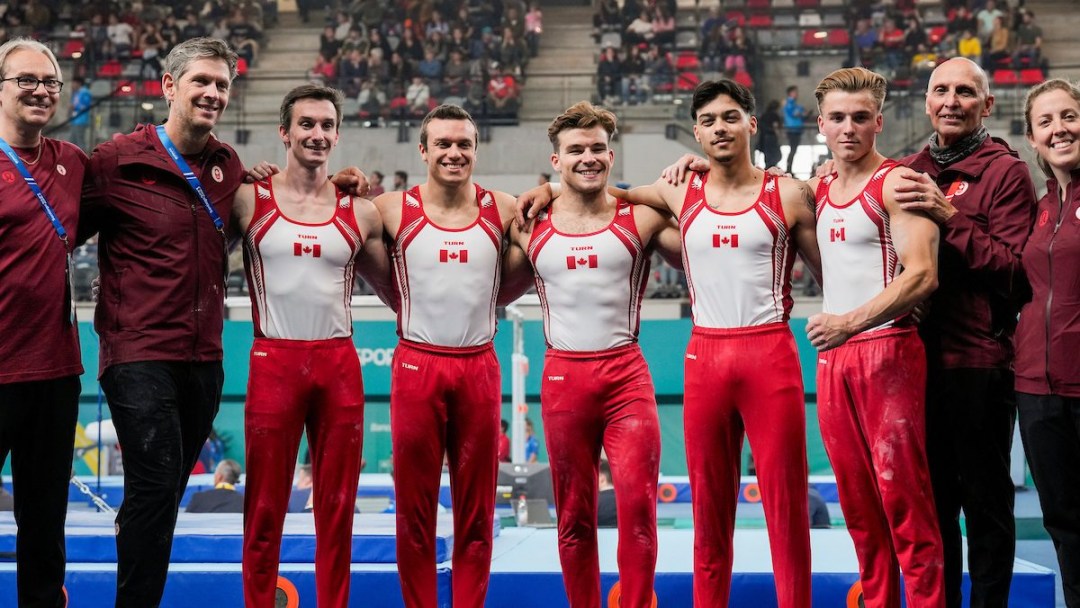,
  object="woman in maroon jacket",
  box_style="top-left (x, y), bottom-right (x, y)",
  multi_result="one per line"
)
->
top-left (1019, 78), bottom-right (1080, 608)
